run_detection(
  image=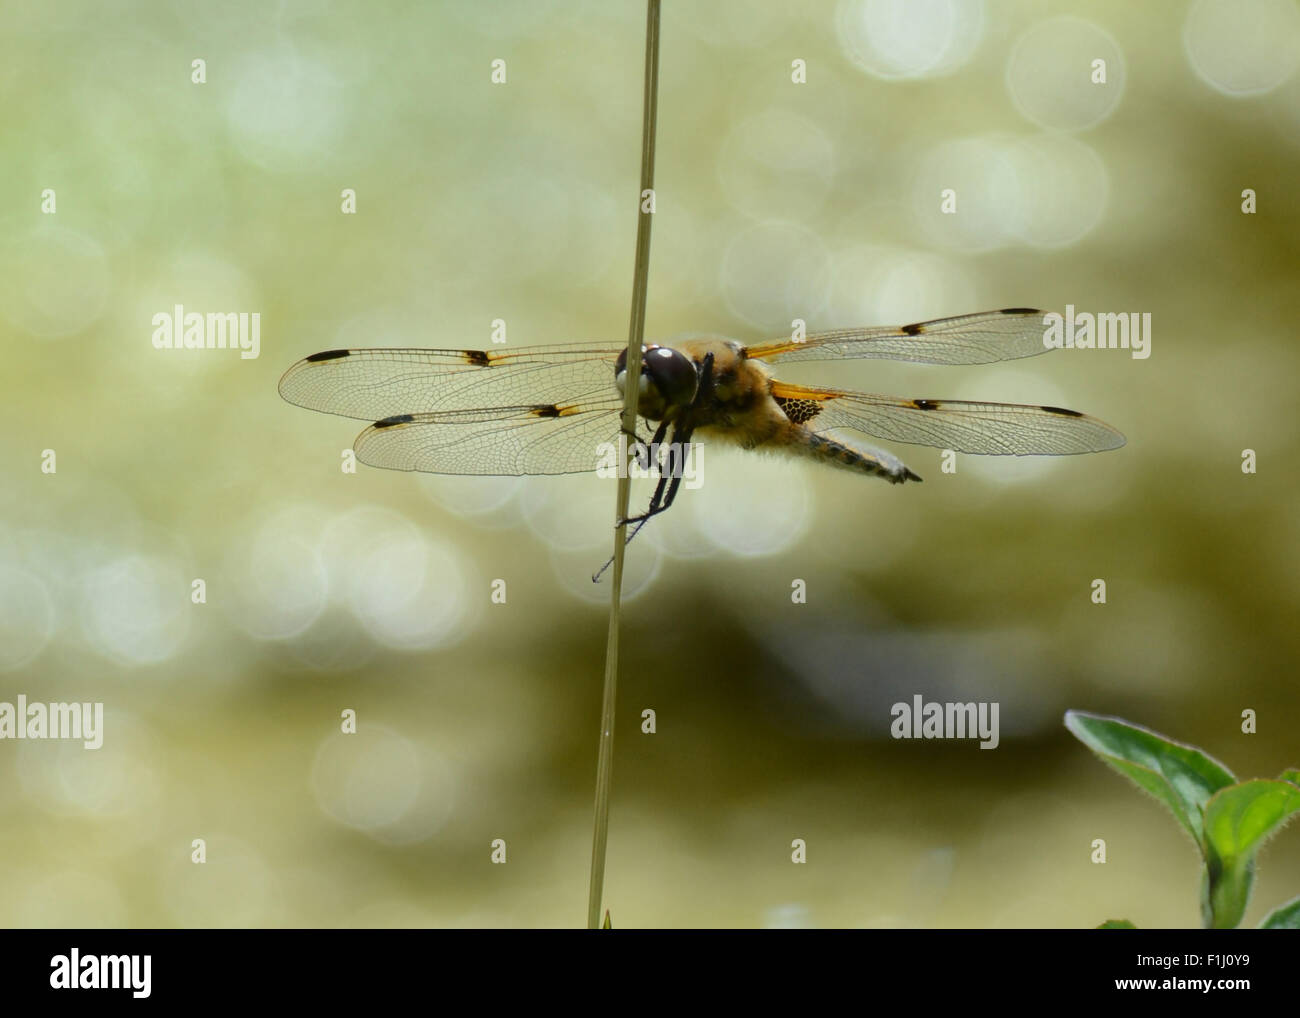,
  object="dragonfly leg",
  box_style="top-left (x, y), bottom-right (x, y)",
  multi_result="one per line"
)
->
top-left (593, 425), bottom-right (699, 583)
top-left (631, 418), bottom-right (671, 471)
top-left (616, 473), bottom-right (670, 529)
top-left (592, 355), bottom-right (713, 582)
top-left (618, 422), bottom-right (695, 526)
top-left (616, 353), bottom-right (712, 527)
